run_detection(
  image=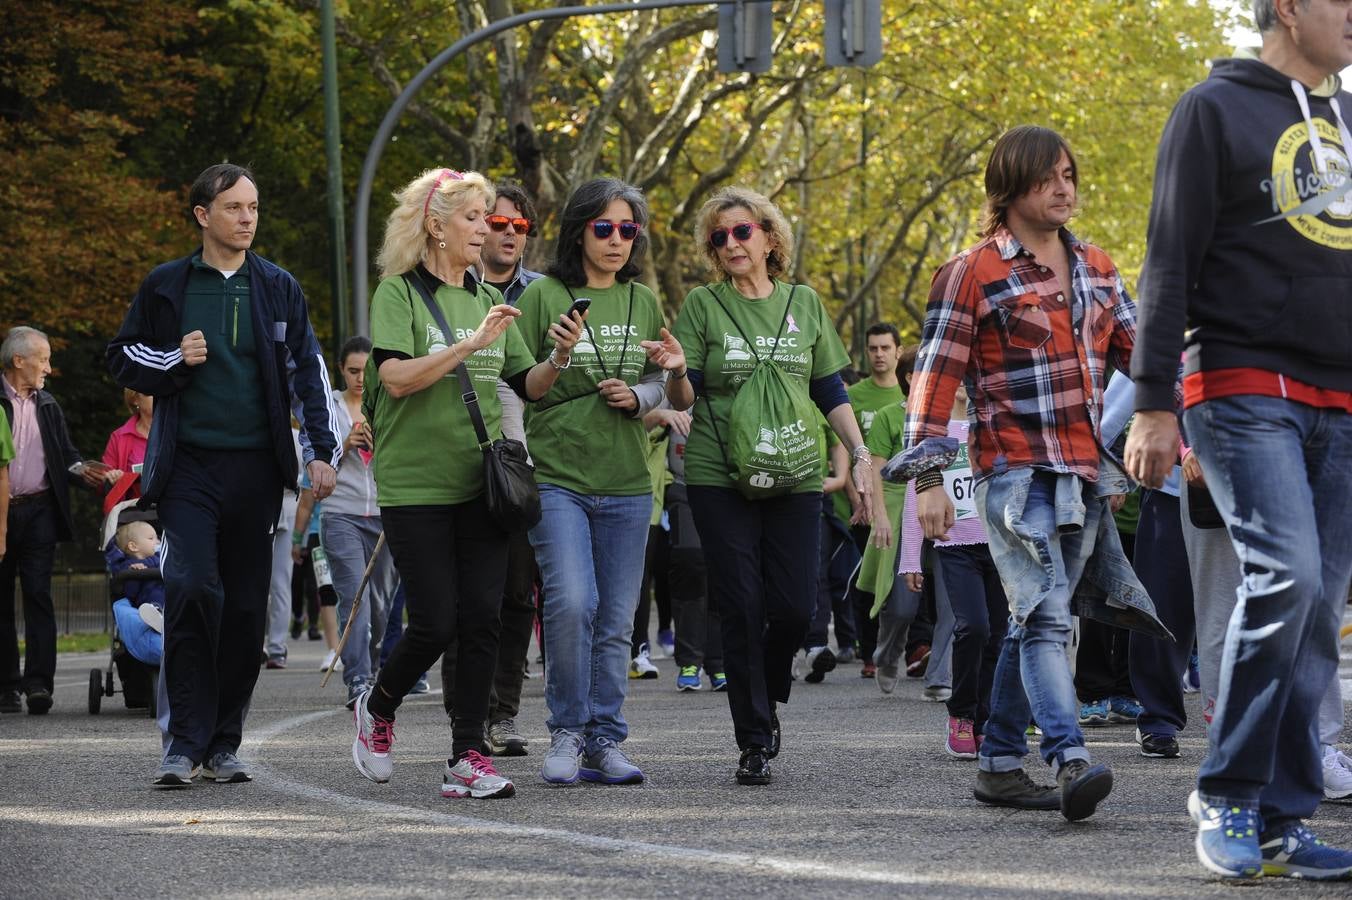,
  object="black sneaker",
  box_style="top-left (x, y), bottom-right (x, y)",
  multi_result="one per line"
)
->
top-left (289, 618), bottom-right (303, 640)
top-left (973, 768), bottom-right (1060, 810)
top-left (736, 747), bottom-right (772, 785)
top-left (768, 708), bottom-right (781, 759)
top-left (1057, 759), bottom-right (1113, 821)
top-left (25, 688), bottom-right (53, 715)
top-left (803, 646), bottom-right (836, 684)
top-left (0, 689), bottom-right (21, 714)
top-left (1137, 728), bottom-right (1180, 759)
